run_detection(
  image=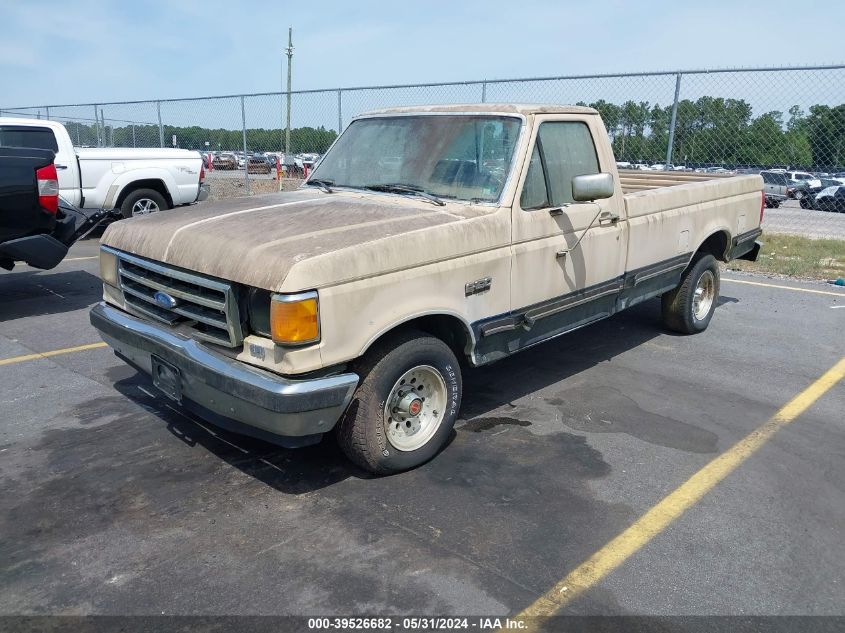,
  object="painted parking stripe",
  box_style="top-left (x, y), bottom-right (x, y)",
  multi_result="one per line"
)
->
top-left (0, 342), bottom-right (108, 367)
top-left (62, 255), bottom-right (99, 262)
top-left (515, 356), bottom-right (845, 627)
top-left (723, 277), bottom-right (845, 297)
